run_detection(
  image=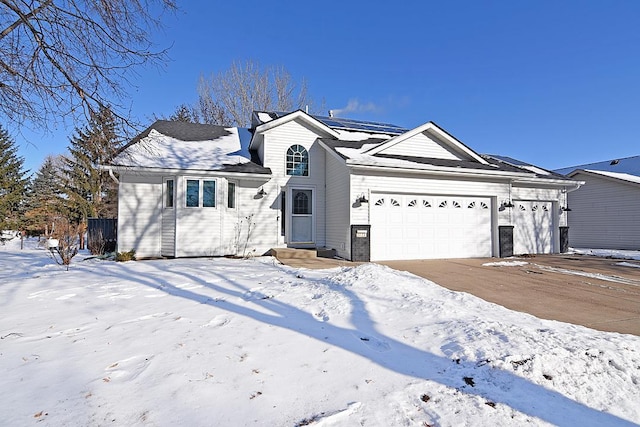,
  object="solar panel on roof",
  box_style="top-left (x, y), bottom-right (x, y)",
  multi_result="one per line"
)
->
top-left (266, 111), bottom-right (408, 134)
top-left (311, 114), bottom-right (408, 134)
